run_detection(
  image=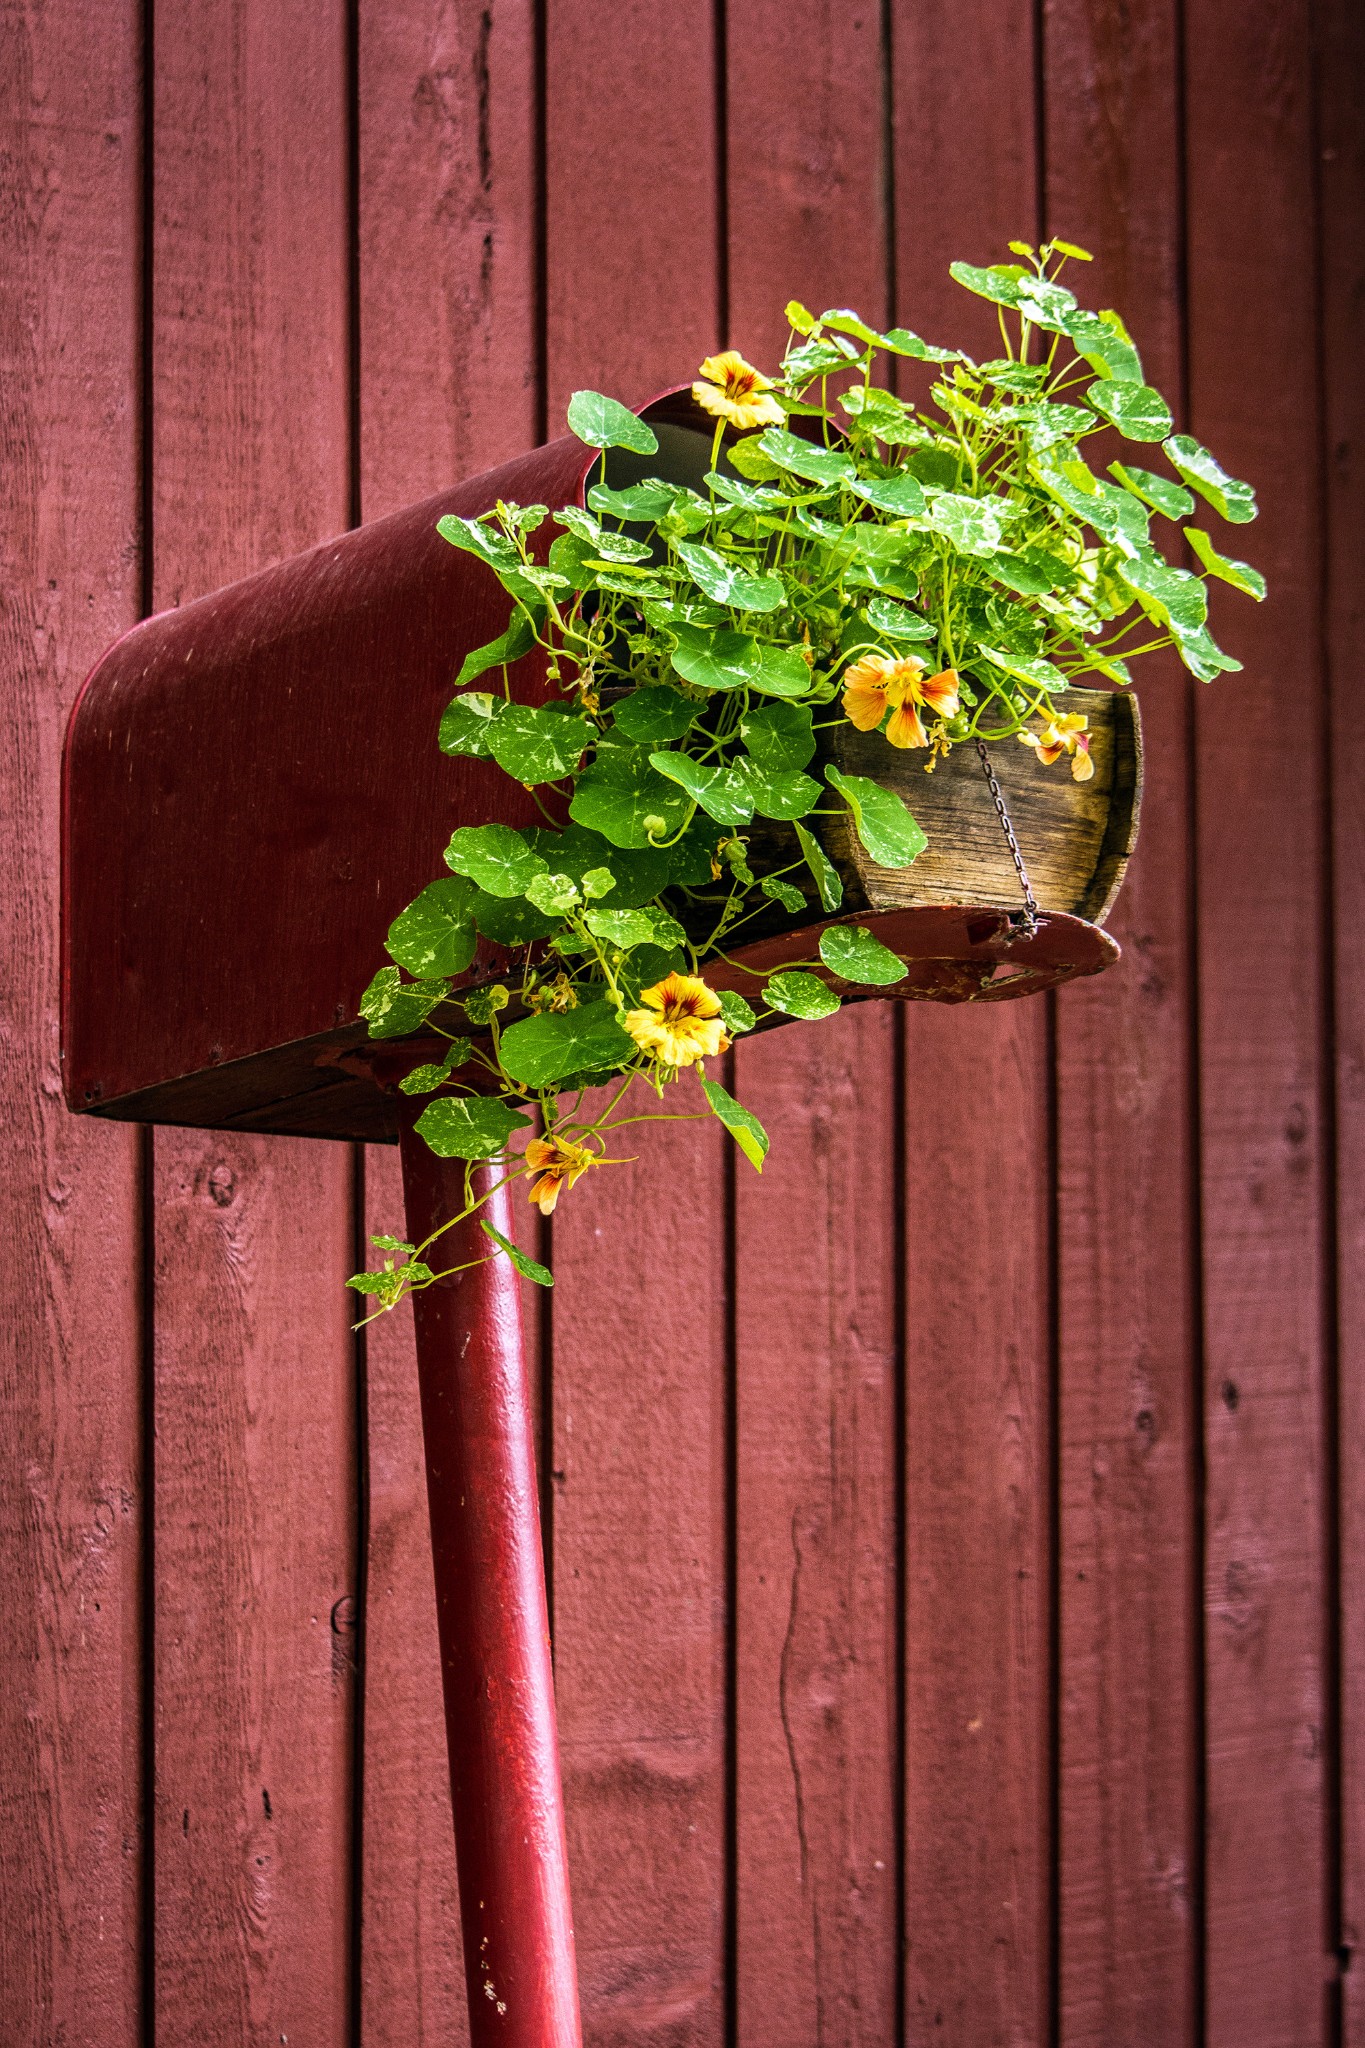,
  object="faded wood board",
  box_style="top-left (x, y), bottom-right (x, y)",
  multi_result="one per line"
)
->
top-left (1186, 0), bottom-right (1333, 2036)
top-left (888, 6), bottom-right (1055, 2037)
top-left (1321, 0), bottom-right (1365, 2029)
top-left (0, 3), bottom-right (145, 2038)
top-left (355, 4), bottom-right (537, 2039)
top-left (1043, 1), bottom-right (1203, 2038)
top-left (725, 15), bottom-right (901, 2036)
top-left (544, 9), bottom-right (728, 2033)
top-left (148, 4), bottom-right (359, 2039)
